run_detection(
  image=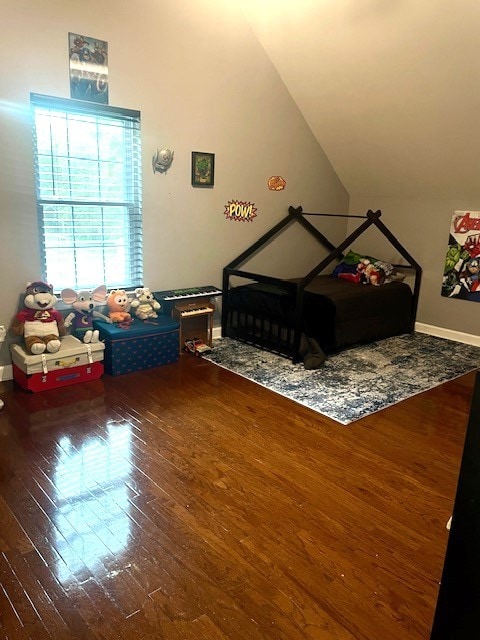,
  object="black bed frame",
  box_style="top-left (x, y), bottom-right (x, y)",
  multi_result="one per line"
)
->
top-left (221, 205), bottom-right (422, 362)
